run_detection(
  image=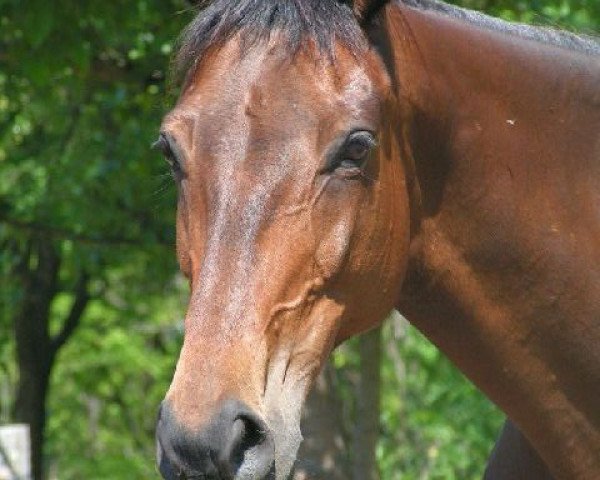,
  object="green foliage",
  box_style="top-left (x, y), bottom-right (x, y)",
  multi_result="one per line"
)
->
top-left (332, 318), bottom-right (503, 480)
top-left (0, 1), bottom-right (193, 478)
top-left (379, 321), bottom-right (503, 479)
top-left (46, 281), bottom-right (187, 479)
top-left (451, 0), bottom-right (599, 31)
